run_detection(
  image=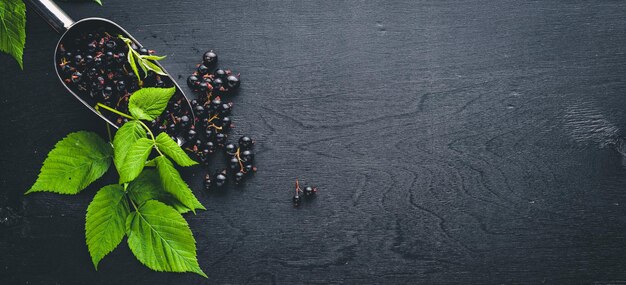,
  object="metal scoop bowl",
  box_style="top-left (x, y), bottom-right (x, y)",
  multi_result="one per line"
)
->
top-left (27, 0), bottom-right (194, 131)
